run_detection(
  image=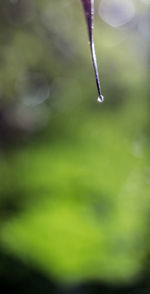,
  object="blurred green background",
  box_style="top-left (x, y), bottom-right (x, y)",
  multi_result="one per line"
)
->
top-left (0, 0), bottom-right (150, 293)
